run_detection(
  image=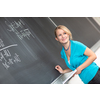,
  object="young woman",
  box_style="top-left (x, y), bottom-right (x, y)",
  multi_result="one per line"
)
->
top-left (55, 25), bottom-right (100, 84)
